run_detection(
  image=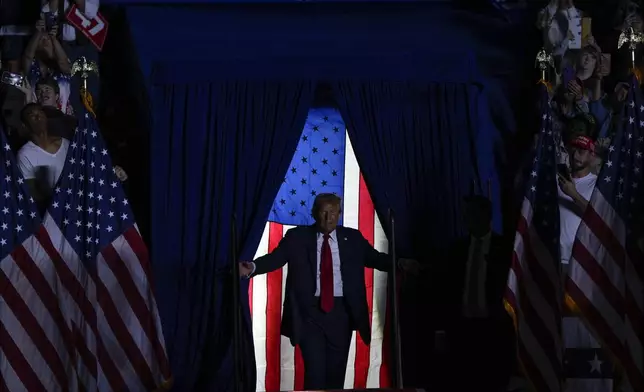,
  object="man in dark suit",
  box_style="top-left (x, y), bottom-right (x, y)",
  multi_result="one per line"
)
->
top-left (437, 195), bottom-right (514, 391)
top-left (240, 193), bottom-right (417, 390)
